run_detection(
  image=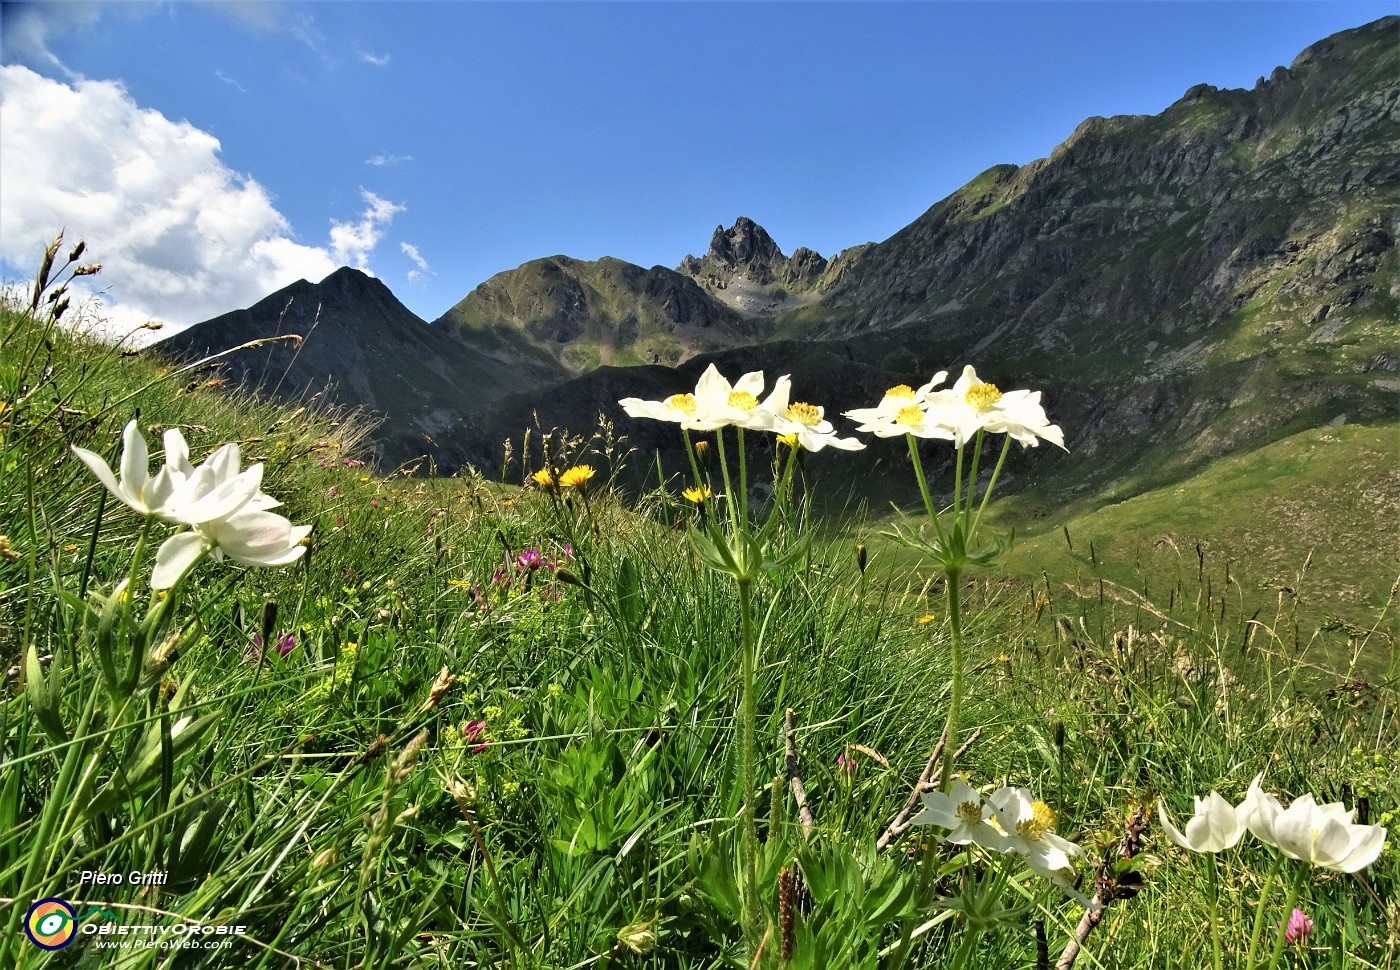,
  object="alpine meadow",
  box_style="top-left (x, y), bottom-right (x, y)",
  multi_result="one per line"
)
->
top-left (2, 11), bottom-right (1398, 970)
